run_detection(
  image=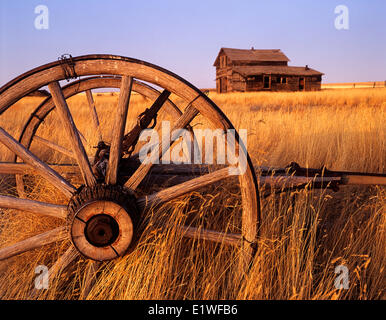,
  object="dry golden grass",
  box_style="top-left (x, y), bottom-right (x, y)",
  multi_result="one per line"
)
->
top-left (0, 88), bottom-right (385, 300)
